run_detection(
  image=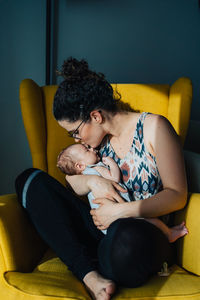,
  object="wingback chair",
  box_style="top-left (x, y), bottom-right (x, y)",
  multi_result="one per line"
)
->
top-left (1, 77), bottom-right (200, 300)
